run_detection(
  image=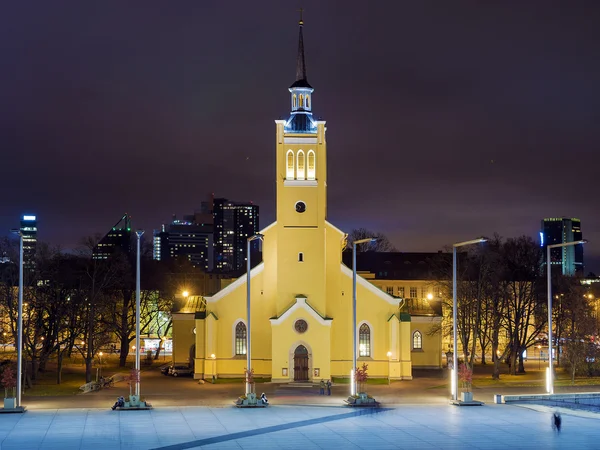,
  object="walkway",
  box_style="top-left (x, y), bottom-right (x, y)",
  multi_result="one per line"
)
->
top-left (0, 403), bottom-right (599, 449)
